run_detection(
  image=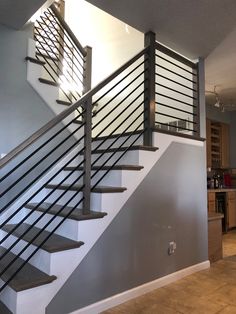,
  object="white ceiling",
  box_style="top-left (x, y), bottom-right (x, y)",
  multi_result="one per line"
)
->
top-left (86, 0), bottom-right (236, 109)
top-left (0, 0), bottom-right (48, 29)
